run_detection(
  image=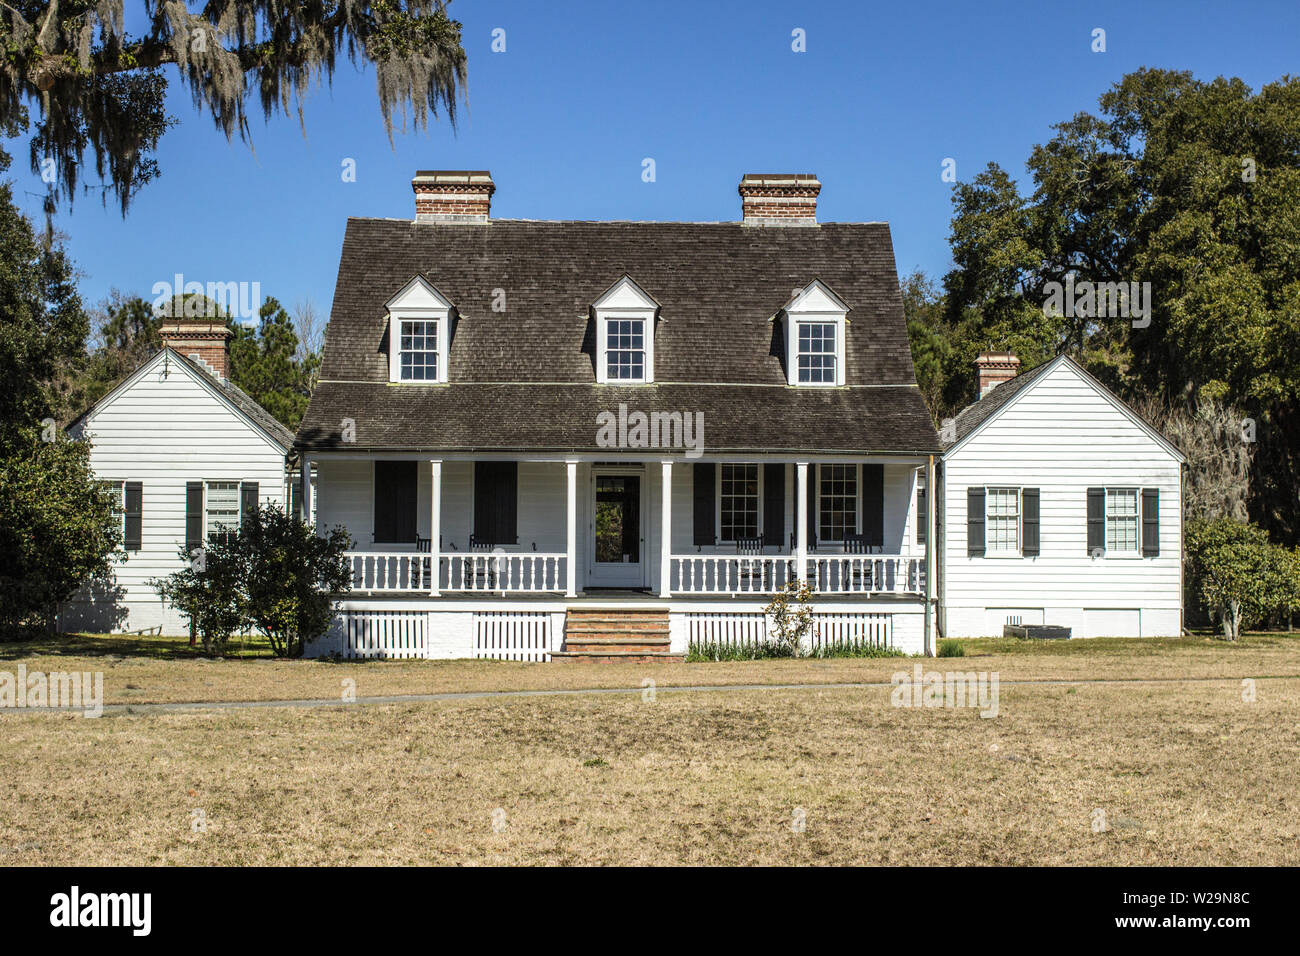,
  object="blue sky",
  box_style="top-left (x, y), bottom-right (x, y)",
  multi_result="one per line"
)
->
top-left (4, 0), bottom-right (1298, 320)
